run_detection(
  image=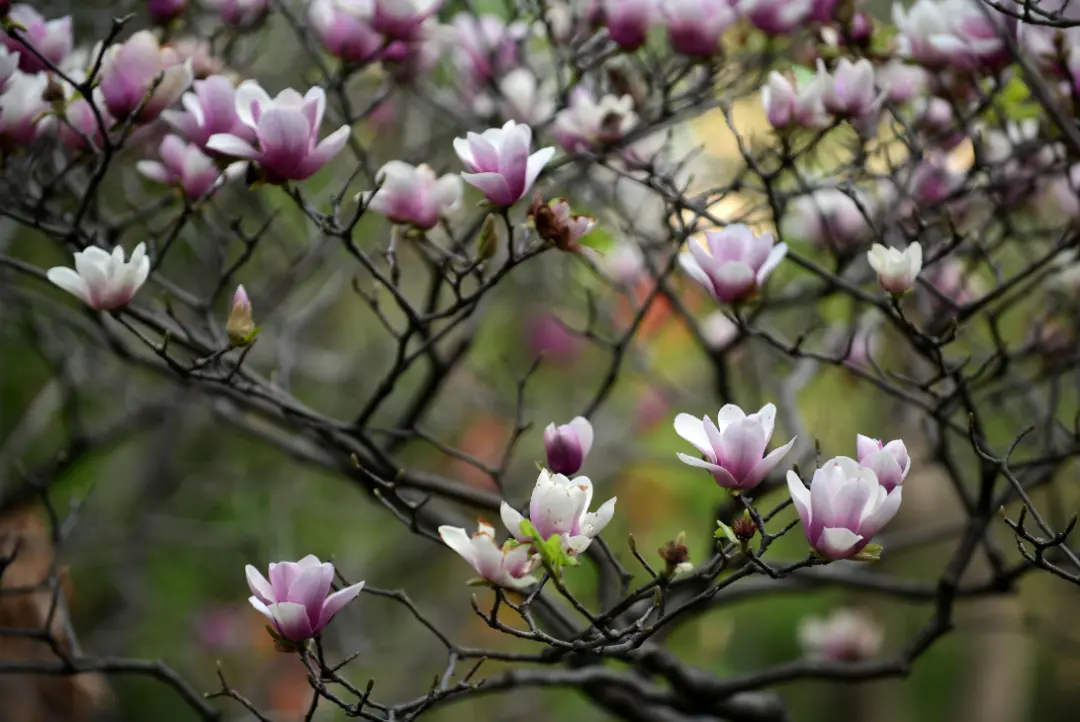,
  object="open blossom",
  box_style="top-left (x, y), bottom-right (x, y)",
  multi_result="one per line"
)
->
top-left (310, 0), bottom-right (382, 63)
top-left (439, 519), bottom-right (540, 589)
top-left (867, 243), bottom-right (922, 296)
top-left (137, 135), bottom-right (239, 200)
top-left (855, 435), bottom-right (911, 492)
top-left (205, 81), bottom-right (350, 183)
top-left (876, 60), bottom-right (929, 103)
top-left (246, 556), bottom-right (364, 642)
top-left (371, 0), bottom-right (442, 40)
top-left (360, 161), bottom-right (462, 230)
top-left (99, 31), bottom-right (194, 121)
top-left (551, 87), bottom-right (637, 152)
top-left (601, 0), bottom-right (656, 50)
top-left (740, 0), bottom-right (815, 36)
top-left (799, 609), bottom-right (884, 661)
top-left (528, 196), bottom-right (598, 252)
top-left (674, 403), bottom-right (796, 491)
top-left (787, 456), bottom-right (903, 560)
top-left (46, 243), bottom-right (151, 311)
top-left (762, 71), bottom-right (830, 130)
top-left (454, 120), bottom-right (555, 206)
top-left (452, 13), bottom-right (528, 86)
top-left (662, 0), bottom-right (736, 57)
top-left (781, 187), bottom-right (873, 253)
top-left (544, 417), bottom-right (594, 475)
top-left (497, 68), bottom-right (556, 124)
top-left (822, 58), bottom-right (881, 121)
top-left (501, 469), bottom-right (616, 554)
top-left (1, 5), bottom-right (72, 73)
top-left (893, 0), bottom-right (1009, 70)
top-left (163, 75), bottom-right (256, 151)
top-left (0, 70), bottom-right (49, 146)
top-left (203, 0), bottom-right (269, 28)
top-left (680, 224), bottom-right (787, 303)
